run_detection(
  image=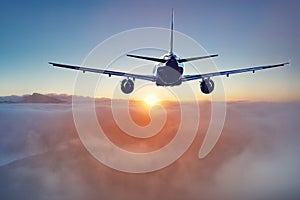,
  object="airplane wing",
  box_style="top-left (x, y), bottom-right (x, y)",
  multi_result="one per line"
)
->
top-left (181, 62), bottom-right (289, 82)
top-left (49, 62), bottom-right (156, 82)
